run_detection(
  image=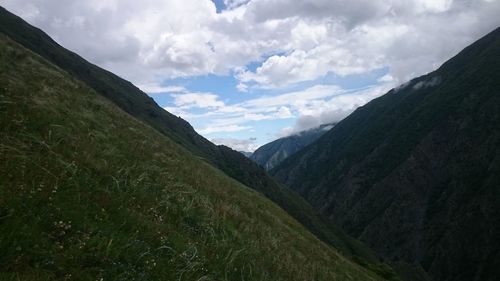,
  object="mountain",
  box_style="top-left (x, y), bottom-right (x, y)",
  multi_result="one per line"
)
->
top-left (0, 34), bottom-right (390, 281)
top-left (0, 6), bottom-right (400, 280)
top-left (0, 6), bottom-right (391, 271)
top-left (251, 123), bottom-right (335, 170)
top-left (272, 27), bottom-right (500, 281)
top-left (239, 151), bottom-right (253, 158)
